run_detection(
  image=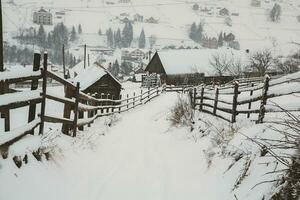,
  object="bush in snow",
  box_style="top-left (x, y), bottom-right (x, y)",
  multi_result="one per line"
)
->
top-left (169, 95), bottom-right (194, 129)
top-left (266, 108), bottom-right (300, 199)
